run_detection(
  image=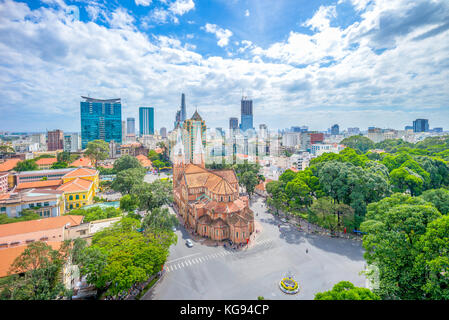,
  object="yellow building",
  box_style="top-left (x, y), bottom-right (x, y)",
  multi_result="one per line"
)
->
top-left (57, 168), bottom-right (99, 210)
